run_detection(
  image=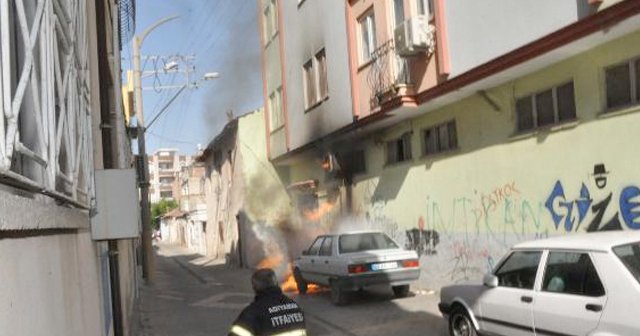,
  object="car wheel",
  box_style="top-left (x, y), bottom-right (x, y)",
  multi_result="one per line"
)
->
top-left (330, 280), bottom-right (348, 306)
top-left (293, 268), bottom-right (307, 295)
top-left (449, 306), bottom-right (477, 336)
top-left (392, 285), bottom-right (410, 298)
